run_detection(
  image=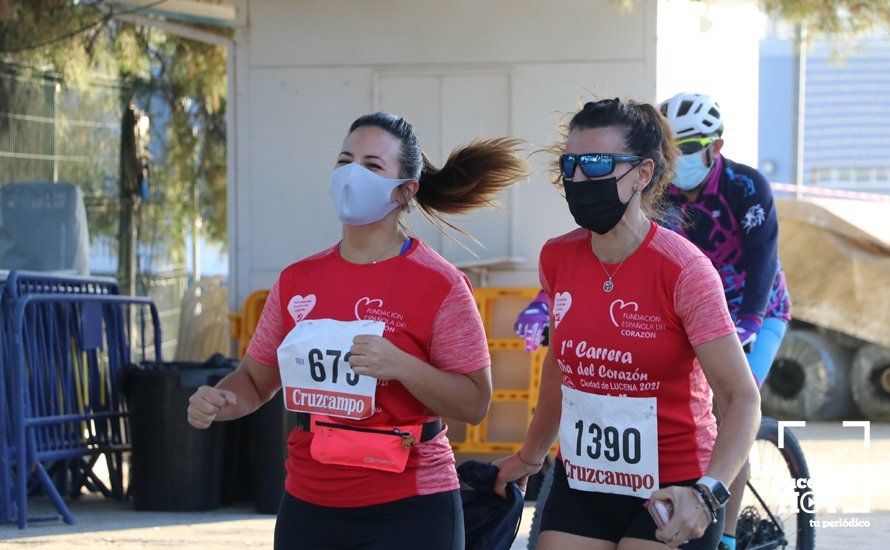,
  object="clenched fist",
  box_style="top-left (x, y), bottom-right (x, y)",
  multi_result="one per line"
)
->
top-left (187, 385), bottom-right (238, 429)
